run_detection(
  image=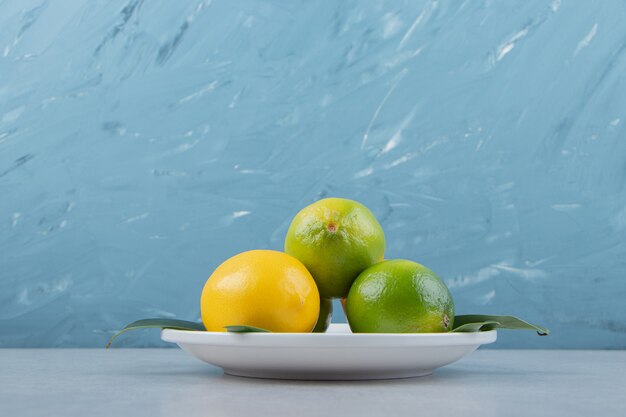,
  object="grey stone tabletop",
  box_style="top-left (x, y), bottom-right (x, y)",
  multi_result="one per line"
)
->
top-left (0, 349), bottom-right (624, 417)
